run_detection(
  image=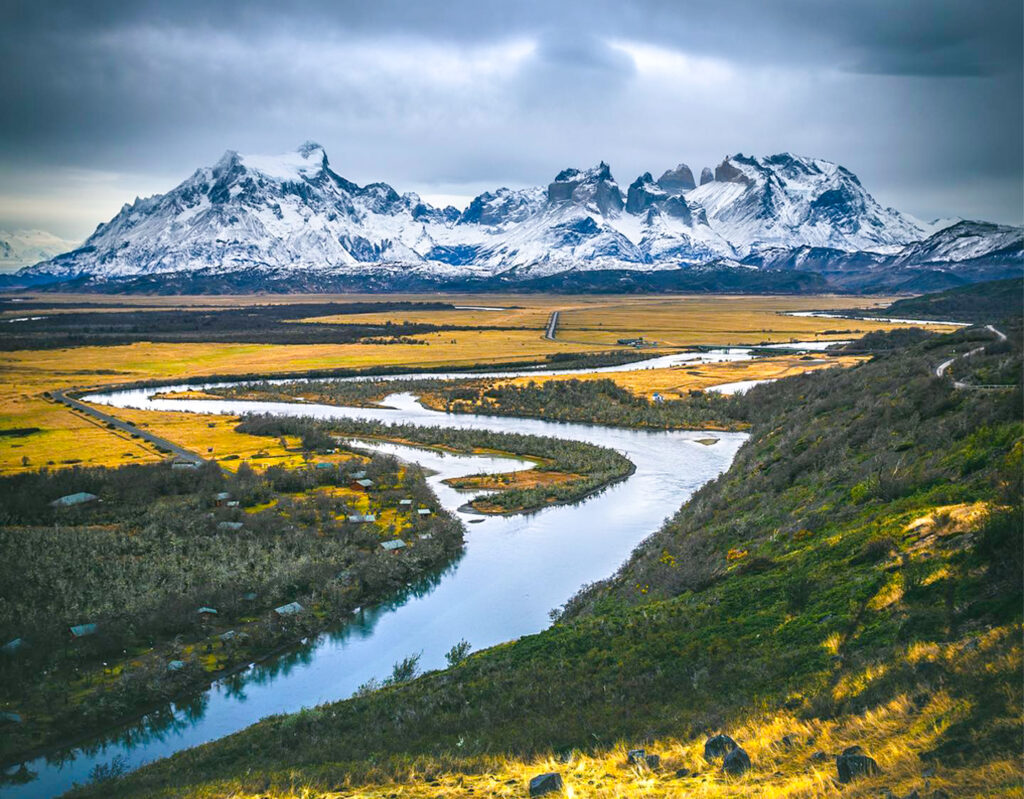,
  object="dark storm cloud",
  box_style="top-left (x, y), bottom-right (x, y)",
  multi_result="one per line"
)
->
top-left (0, 0), bottom-right (1020, 239)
